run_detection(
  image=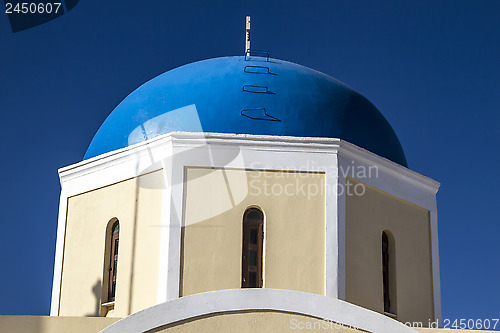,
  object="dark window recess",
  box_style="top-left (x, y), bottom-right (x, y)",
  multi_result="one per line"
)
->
top-left (249, 250), bottom-right (257, 266)
top-left (249, 272), bottom-right (257, 287)
top-left (242, 208), bottom-right (264, 288)
top-left (382, 231), bottom-right (390, 313)
top-left (108, 221), bottom-right (120, 302)
top-left (250, 229), bottom-right (258, 244)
